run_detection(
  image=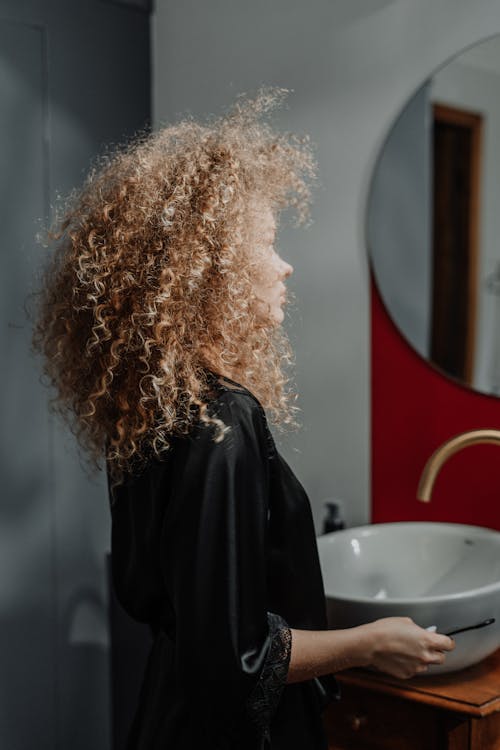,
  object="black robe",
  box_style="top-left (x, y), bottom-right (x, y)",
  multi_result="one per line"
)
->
top-left (108, 375), bottom-right (340, 749)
